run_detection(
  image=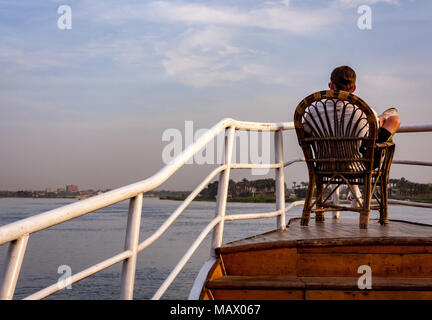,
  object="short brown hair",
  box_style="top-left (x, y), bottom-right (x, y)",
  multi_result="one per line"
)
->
top-left (330, 66), bottom-right (356, 92)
